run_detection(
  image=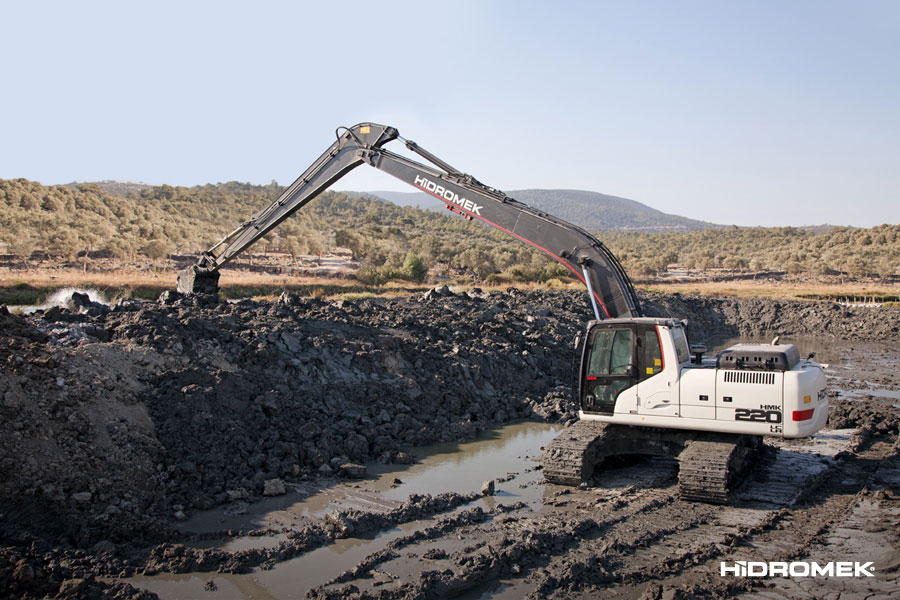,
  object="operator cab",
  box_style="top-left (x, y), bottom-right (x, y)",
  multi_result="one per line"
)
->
top-left (579, 318), bottom-right (683, 415)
